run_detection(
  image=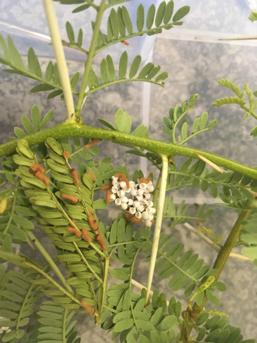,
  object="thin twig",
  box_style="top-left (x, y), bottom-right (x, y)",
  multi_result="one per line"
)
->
top-left (100, 256), bottom-right (109, 316)
top-left (197, 154), bottom-right (224, 173)
top-left (24, 260), bottom-right (80, 305)
top-left (73, 242), bottom-right (103, 284)
top-left (131, 279), bottom-right (169, 306)
top-left (28, 231), bottom-right (74, 292)
top-left (183, 222), bottom-right (251, 262)
top-left (3, 192), bottom-right (16, 234)
top-left (146, 154), bottom-right (169, 303)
